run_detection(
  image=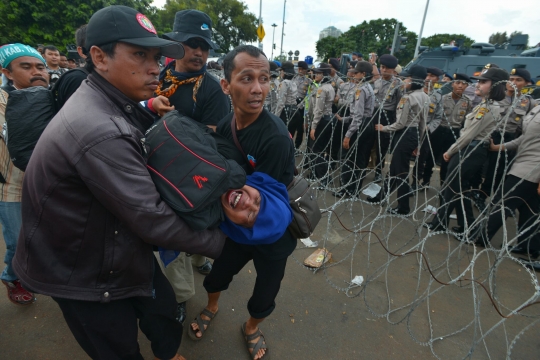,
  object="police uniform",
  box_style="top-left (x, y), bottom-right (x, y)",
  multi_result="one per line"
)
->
top-left (274, 79), bottom-right (298, 124)
top-left (289, 63), bottom-right (312, 148)
top-left (371, 55), bottom-right (402, 179)
top-left (311, 77), bottom-right (336, 182)
top-left (369, 66), bottom-right (428, 214)
top-left (265, 76), bottom-right (280, 113)
top-left (428, 99), bottom-right (500, 230)
top-left (340, 80), bottom-right (375, 194)
top-left (480, 70), bottom-right (538, 199)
